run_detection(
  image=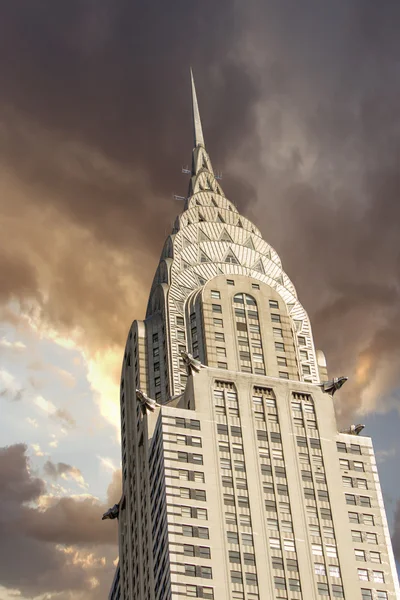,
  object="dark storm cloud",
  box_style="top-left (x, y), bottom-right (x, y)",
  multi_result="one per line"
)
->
top-left (0, 1), bottom-right (399, 411)
top-left (0, 444), bottom-right (120, 598)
